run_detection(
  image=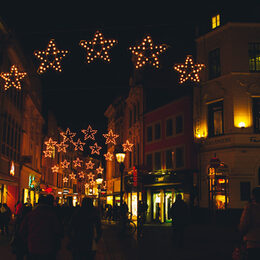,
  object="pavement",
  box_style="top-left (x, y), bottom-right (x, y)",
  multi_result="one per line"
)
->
top-left (0, 219), bottom-right (240, 260)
